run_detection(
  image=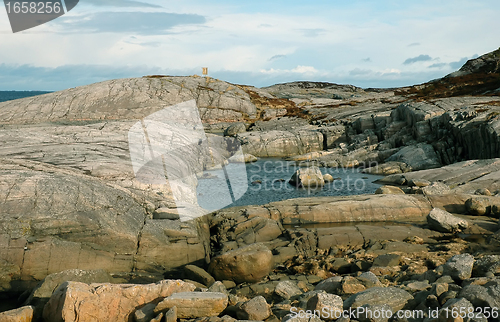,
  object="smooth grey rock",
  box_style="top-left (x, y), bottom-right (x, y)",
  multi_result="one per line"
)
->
top-left (427, 208), bottom-right (468, 233)
top-left (421, 182), bottom-right (451, 195)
